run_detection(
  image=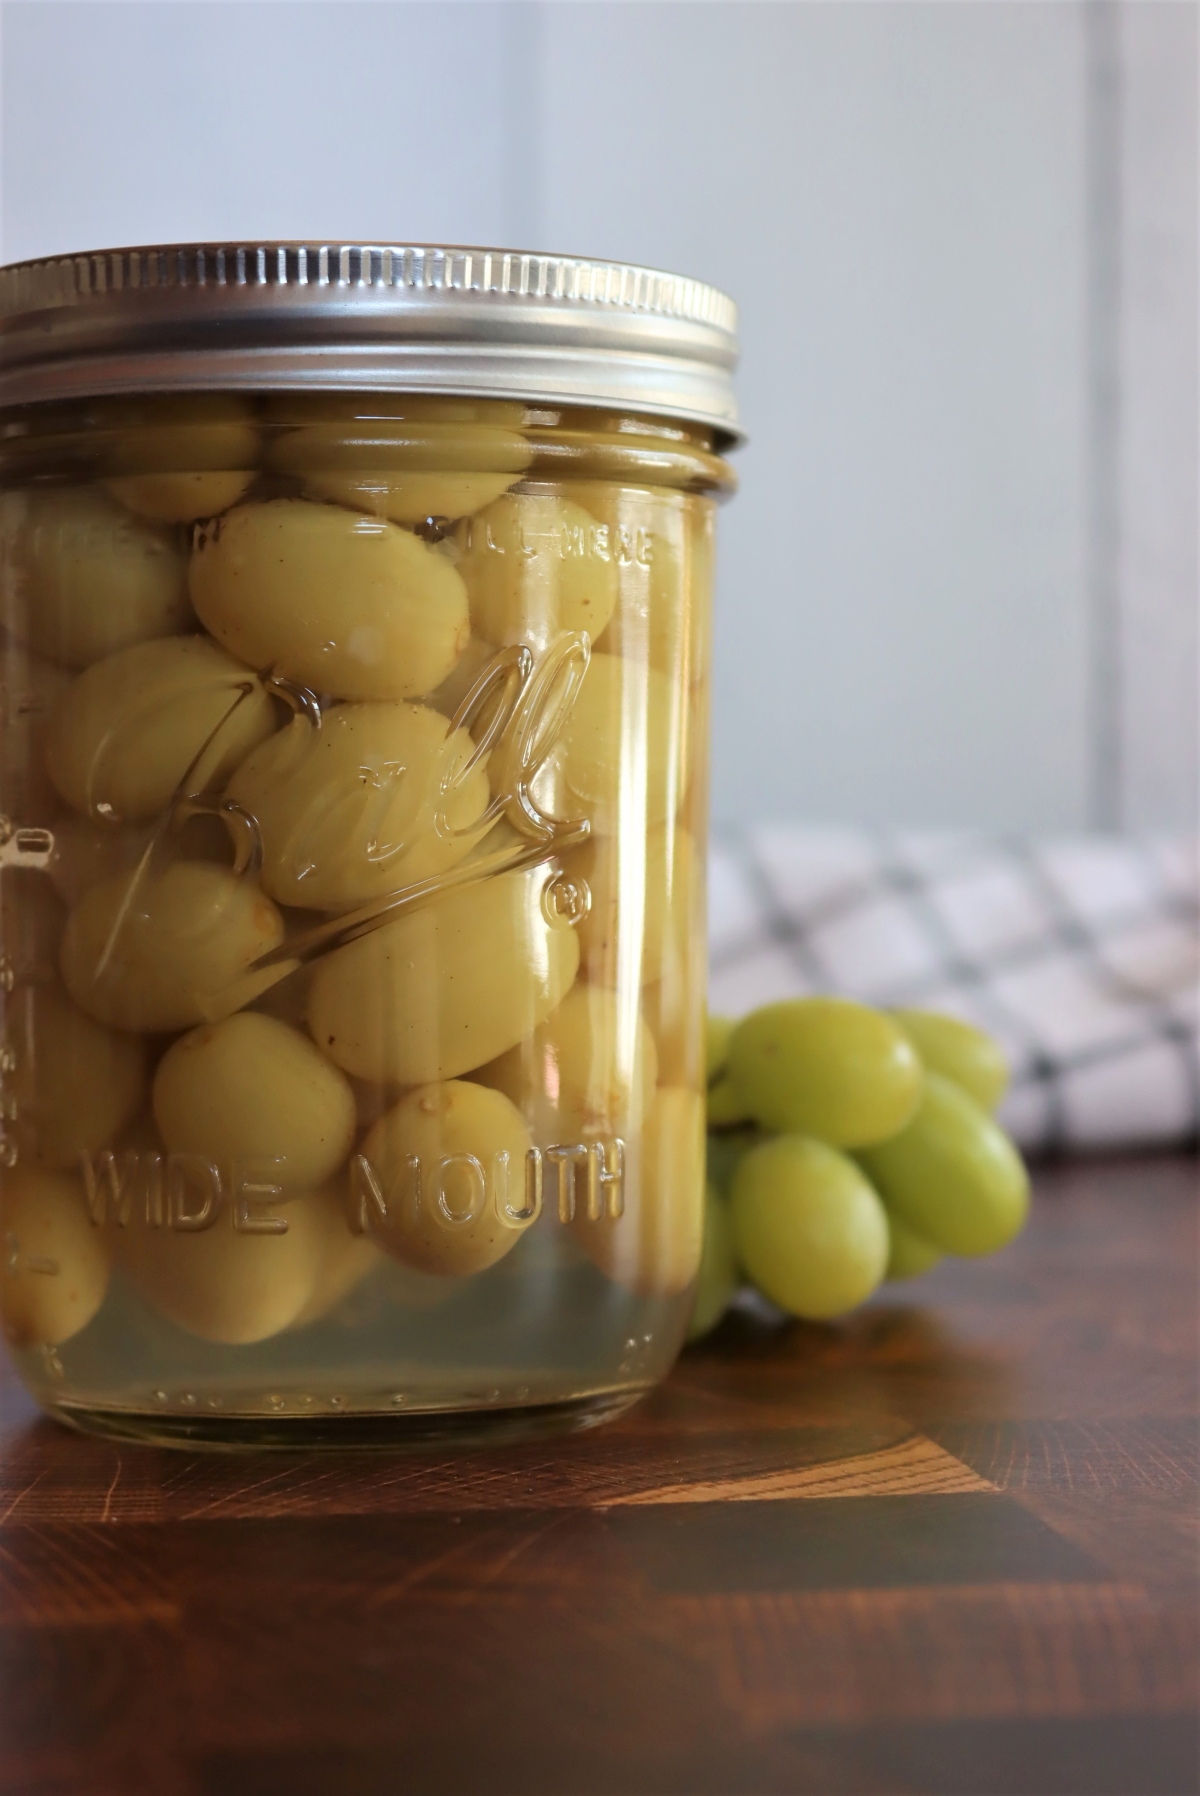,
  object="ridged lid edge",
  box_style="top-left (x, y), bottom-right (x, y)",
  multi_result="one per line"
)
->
top-left (0, 243), bottom-right (738, 336)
